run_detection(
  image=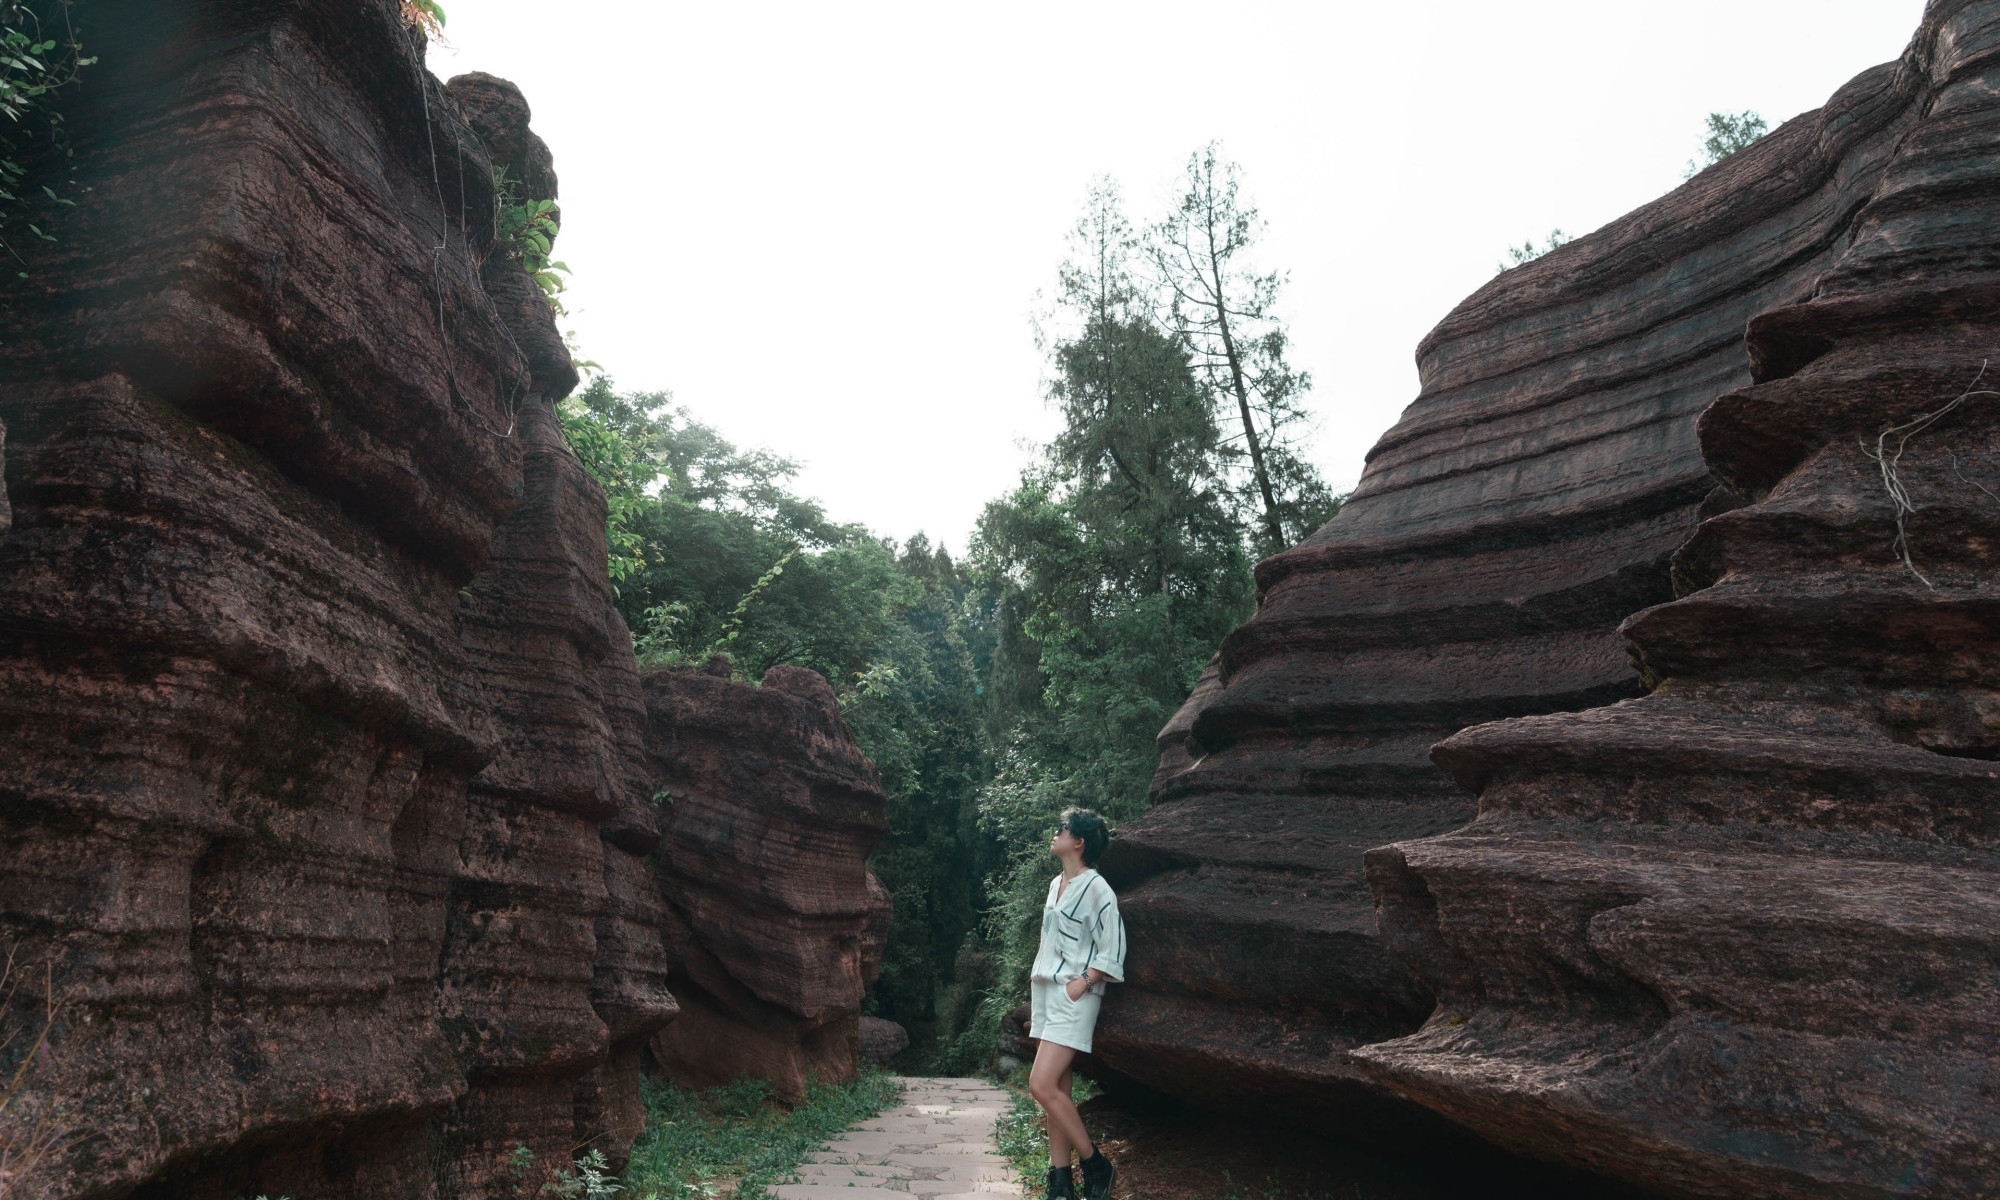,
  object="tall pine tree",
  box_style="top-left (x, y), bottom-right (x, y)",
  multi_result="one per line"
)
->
top-left (949, 185), bottom-right (1255, 1066)
top-left (1152, 144), bottom-right (1342, 556)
